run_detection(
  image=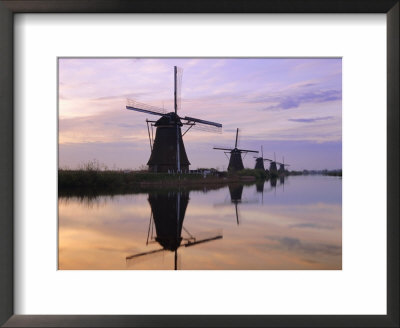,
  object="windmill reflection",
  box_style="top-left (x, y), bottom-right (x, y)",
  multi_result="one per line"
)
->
top-left (126, 190), bottom-right (222, 270)
top-left (255, 180), bottom-right (265, 204)
top-left (279, 175), bottom-right (285, 191)
top-left (228, 184), bottom-right (244, 225)
top-left (266, 175), bottom-right (286, 196)
top-left (214, 184), bottom-right (258, 224)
